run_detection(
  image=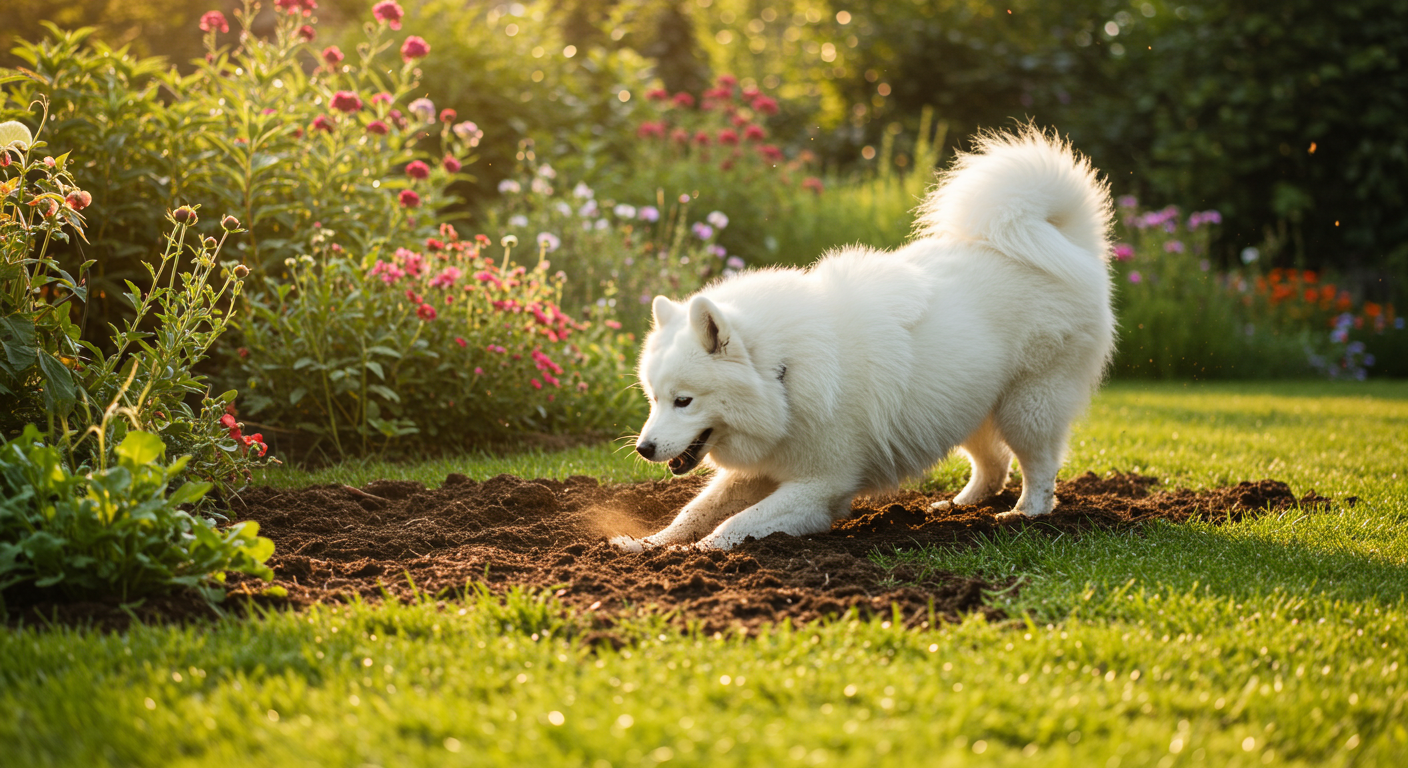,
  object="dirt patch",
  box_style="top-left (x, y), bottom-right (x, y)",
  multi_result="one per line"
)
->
top-left (6, 472), bottom-right (1331, 633)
